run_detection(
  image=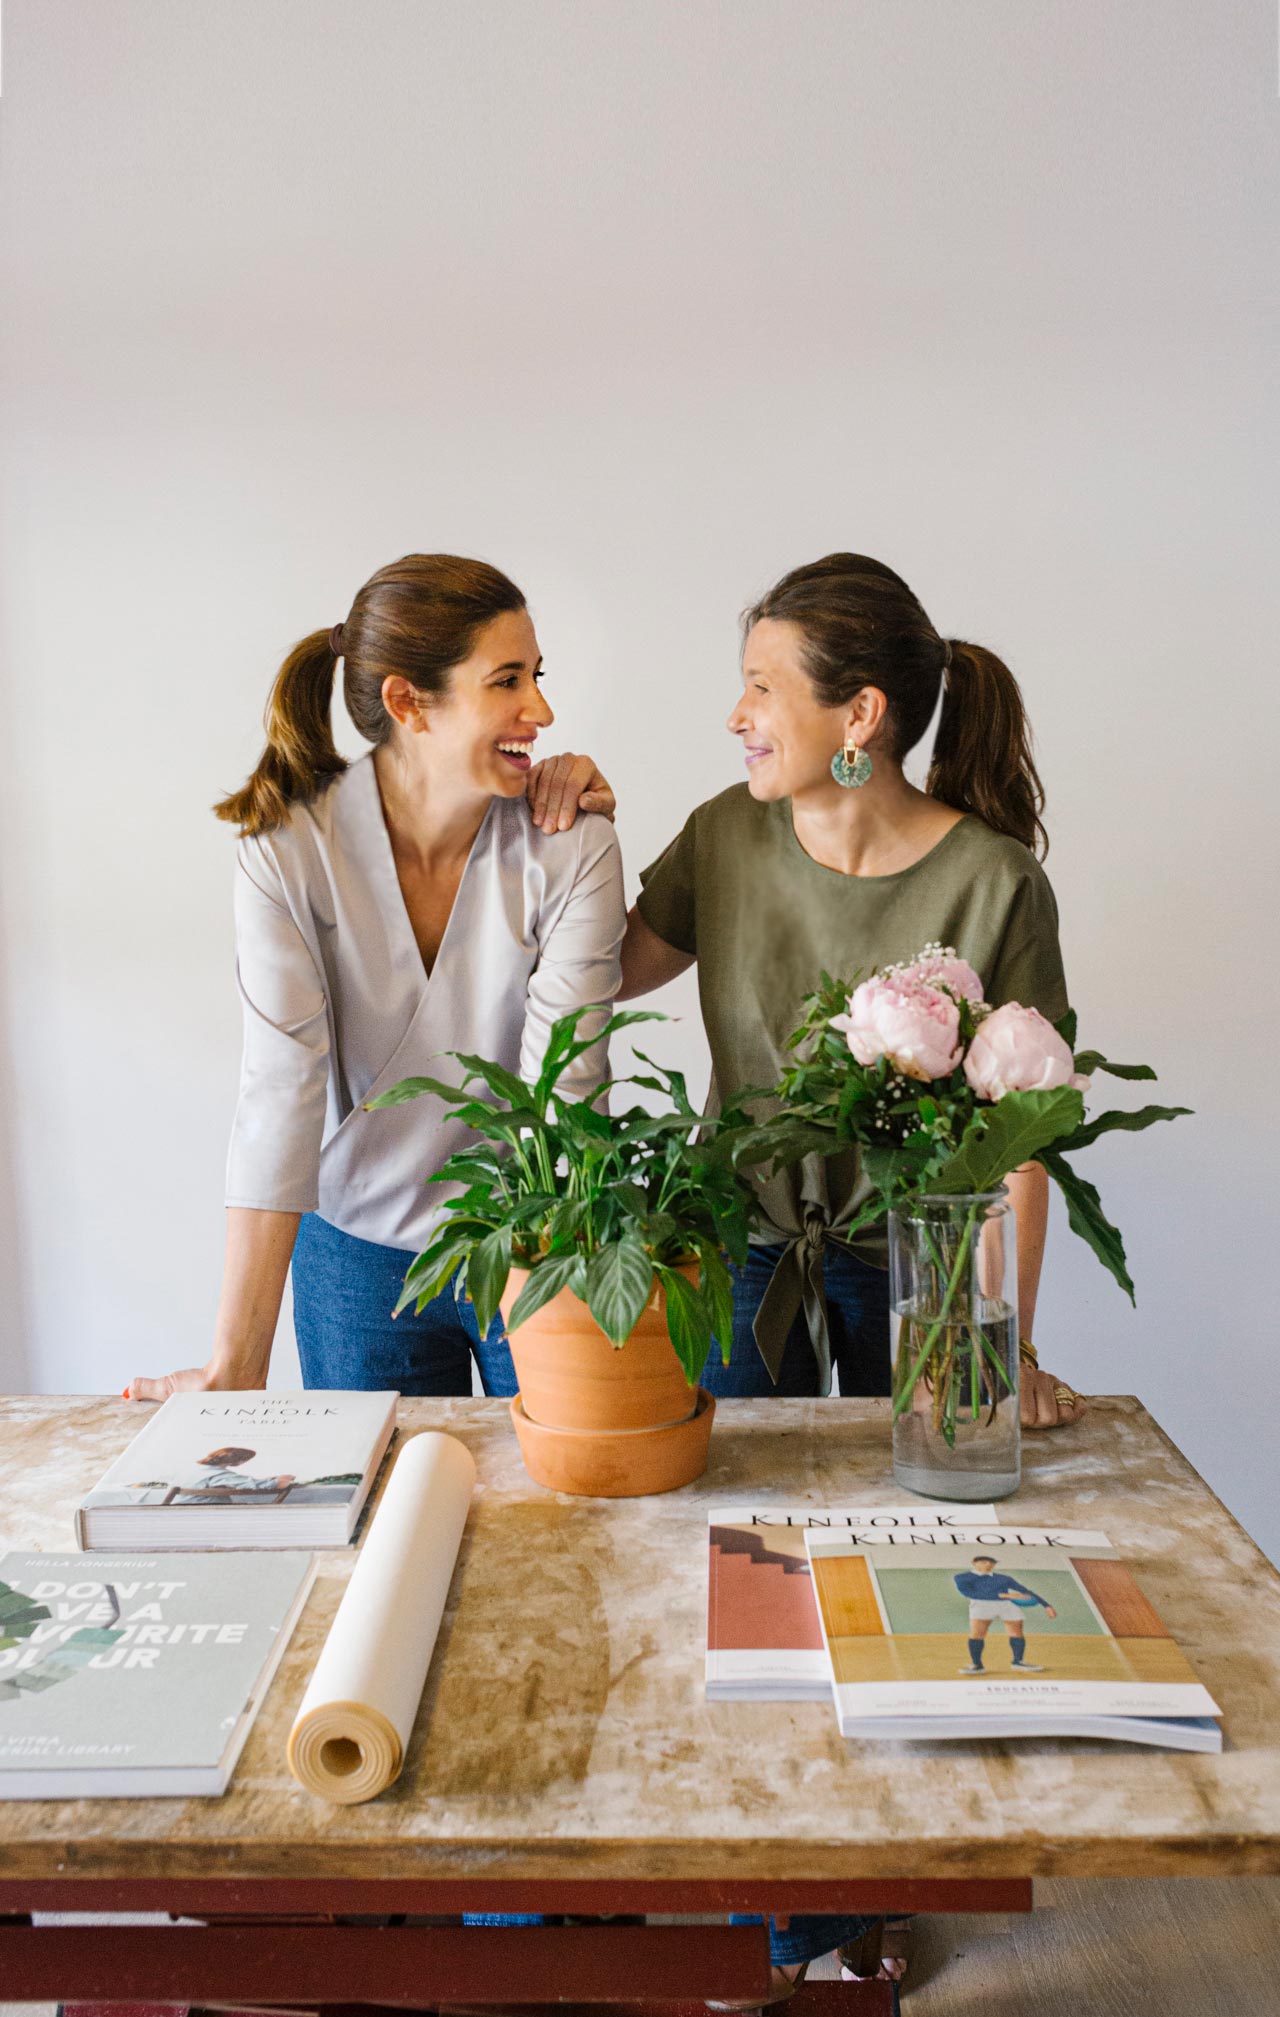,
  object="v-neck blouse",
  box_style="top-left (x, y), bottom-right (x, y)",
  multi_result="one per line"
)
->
top-left (225, 753), bottom-right (625, 1253)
